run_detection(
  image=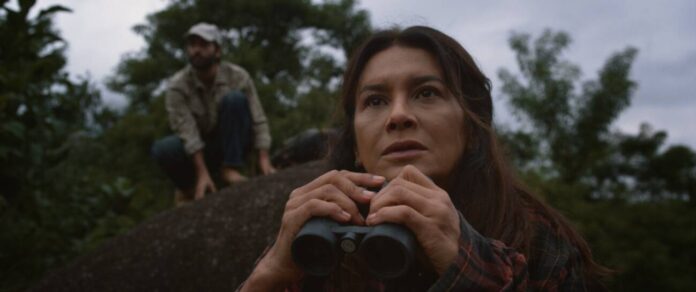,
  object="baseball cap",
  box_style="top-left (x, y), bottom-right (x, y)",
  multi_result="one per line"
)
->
top-left (185, 22), bottom-right (221, 44)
